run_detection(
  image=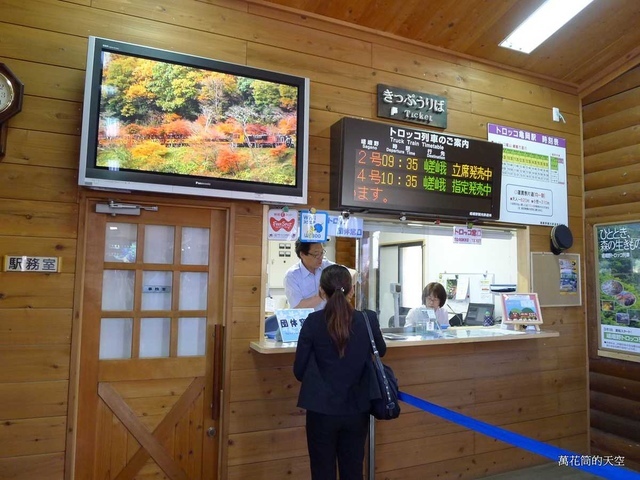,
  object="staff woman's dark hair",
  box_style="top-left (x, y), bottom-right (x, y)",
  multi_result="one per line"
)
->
top-left (422, 282), bottom-right (447, 307)
top-left (320, 264), bottom-right (354, 357)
